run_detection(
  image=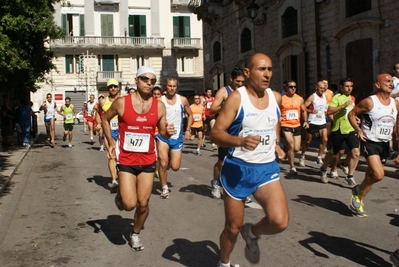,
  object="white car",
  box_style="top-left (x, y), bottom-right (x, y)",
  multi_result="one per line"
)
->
top-left (75, 111), bottom-right (85, 124)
